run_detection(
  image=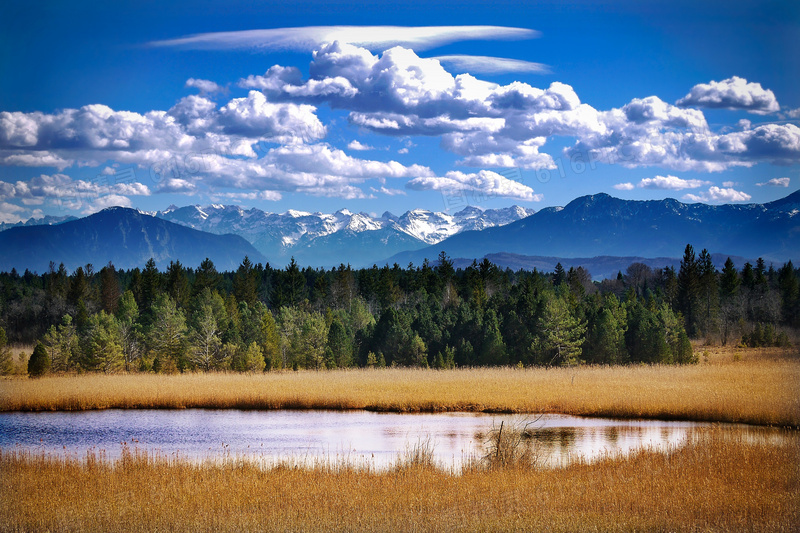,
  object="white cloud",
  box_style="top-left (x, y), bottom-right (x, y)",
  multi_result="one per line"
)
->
top-left (638, 175), bottom-right (710, 190)
top-left (149, 25), bottom-right (539, 53)
top-left (683, 186), bottom-right (752, 203)
top-left (722, 181), bottom-right (738, 187)
top-left (209, 190), bottom-right (283, 202)
top-left (0, 93), bottom-right (327, 171)
top-left (788, 108), bottom-right (800, 119)
top-left (157, 142), bottom-right (434, 199)
top-left (185, 78), bottom-right (225, 95)
top-left (676, 76), bottom-right (780, 115)
top-left (756, 177), bottom-right (790, 187)
top-left (433, 55), bottom-right (549, 74)
top-left (0, 173), bottom-right (151, 216)
top-left (370, 186), bottom-right (407, 196)
top-left (347, 140), bottom-right (373, 151)
top-left (84, 194), bottom-right (133, 214)
top-left (613, 182), bottom-right (635, 190)
top-left (406, 169), bottom-right (541, 201)
top-left (0, 201), bottom-right (26, 223)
